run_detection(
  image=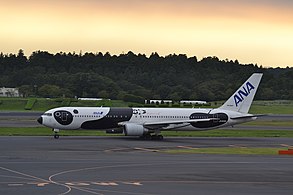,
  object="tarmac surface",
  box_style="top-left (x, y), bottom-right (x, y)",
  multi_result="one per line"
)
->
top-left (0, 111), bottom-right (43, 127)
top-left (0, 136), bottom-right (293, 195)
